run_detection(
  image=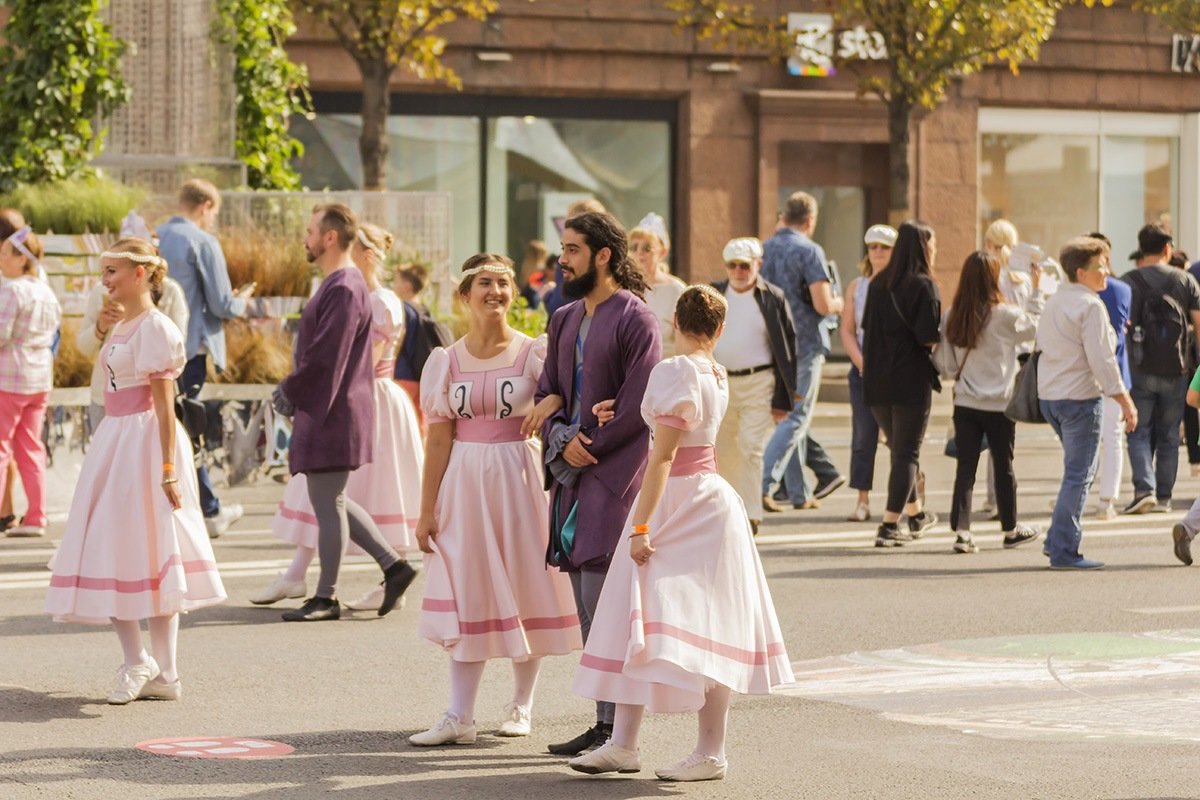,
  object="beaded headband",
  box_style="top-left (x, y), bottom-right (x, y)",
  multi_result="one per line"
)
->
top-left (101, 250), bottom-right (166, 268)
top-left (356, 228), bottom-right (384, 260)
top-left (690, 283), bottom-right (729, 307)
top-left (460, 263), bottom-right (514, 280)
top-left (7, 226), bottom-right (37, 265)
